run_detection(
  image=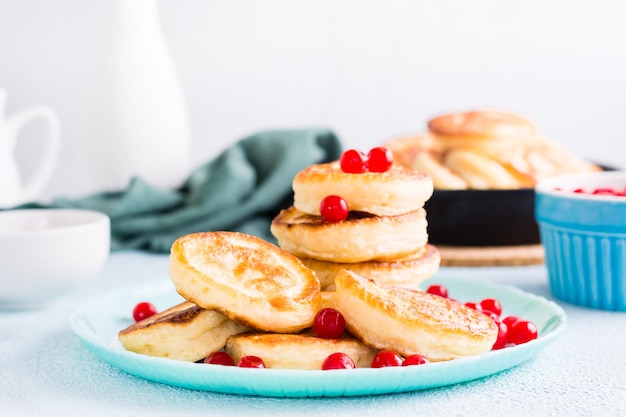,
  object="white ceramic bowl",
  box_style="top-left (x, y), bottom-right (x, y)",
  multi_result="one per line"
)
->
top-left (0, 209), bottom-right (110, 309)
top-left (535, 171), bottom-right (626, 311)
